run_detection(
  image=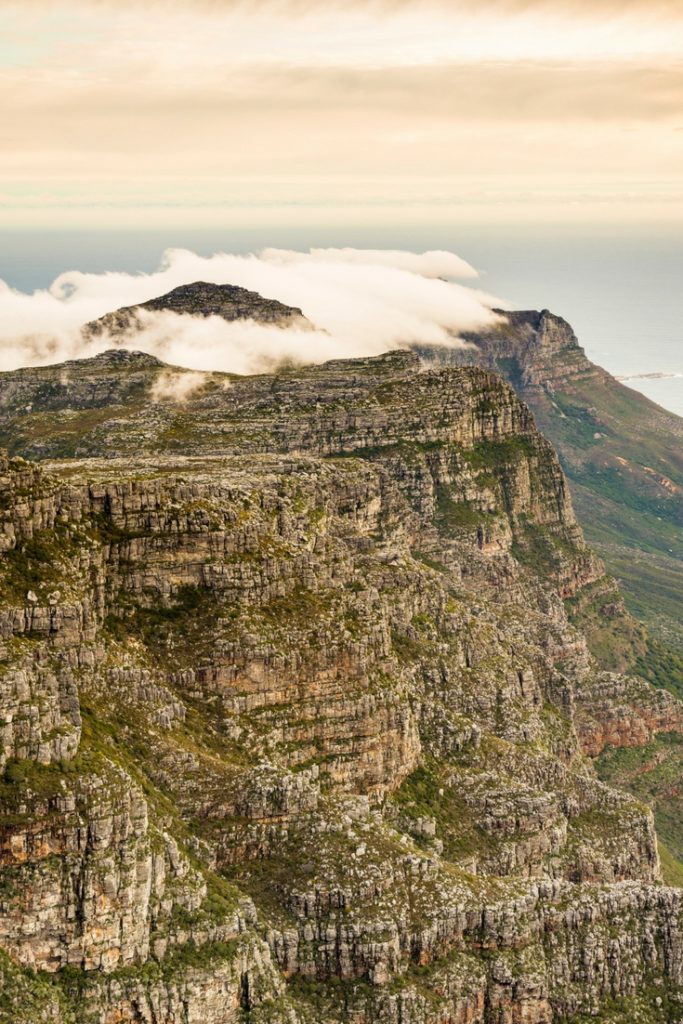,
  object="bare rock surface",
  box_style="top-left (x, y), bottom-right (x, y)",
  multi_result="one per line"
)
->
top-left (83, 281), bottom-right (309, 340)
top-left (0, 309), bottom-right (682, 1022)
